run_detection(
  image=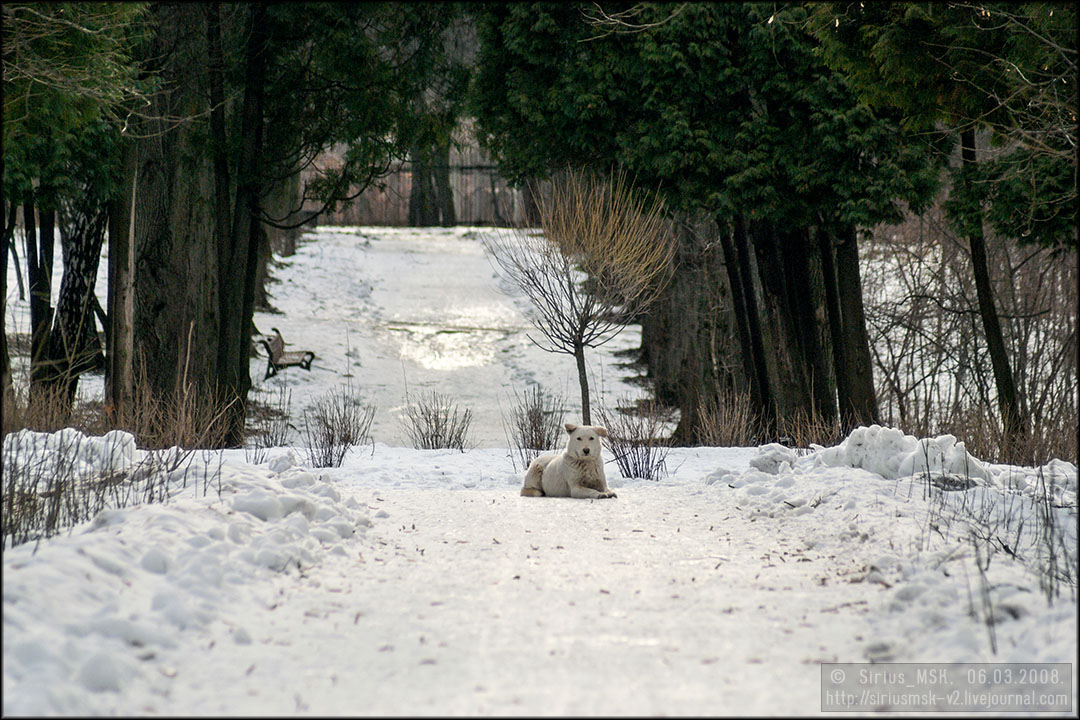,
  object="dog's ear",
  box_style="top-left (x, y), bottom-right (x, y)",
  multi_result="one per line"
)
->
top-left (594, 426), bottom-right (608, 437)
top-left (564, 422), bottom-right (578, 434)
